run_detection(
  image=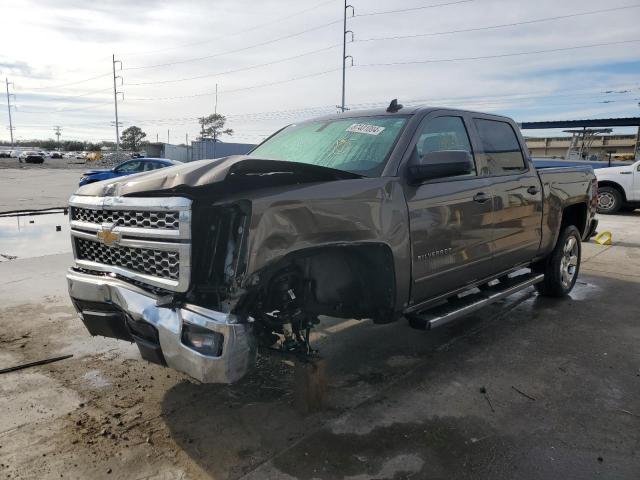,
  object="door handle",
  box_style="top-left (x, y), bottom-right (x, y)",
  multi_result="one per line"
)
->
top-left (620, 171), bottom-right (632, 175)
top-left (473, 192), bottom-right (490, 203)
top-left (527, 185), bottom-right (540, 195)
